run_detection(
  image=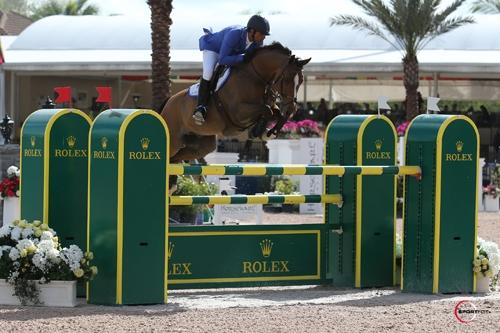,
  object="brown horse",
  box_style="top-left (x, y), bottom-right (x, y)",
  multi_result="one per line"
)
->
top-left (160, 42), bottom-right (311, 163)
